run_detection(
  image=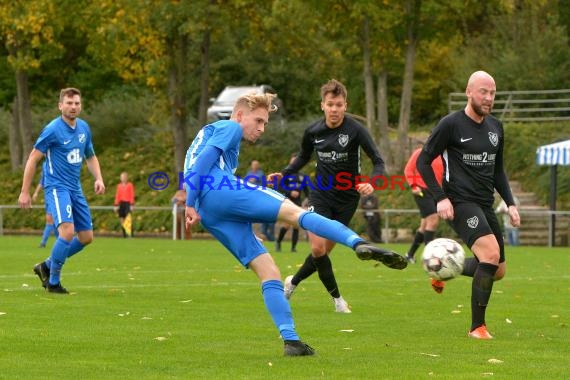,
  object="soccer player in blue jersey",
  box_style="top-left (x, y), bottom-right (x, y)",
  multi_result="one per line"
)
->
top-left (19, 88), bottom-right (105, 294)
top-left (183, 92), bottom-right (407, 356)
